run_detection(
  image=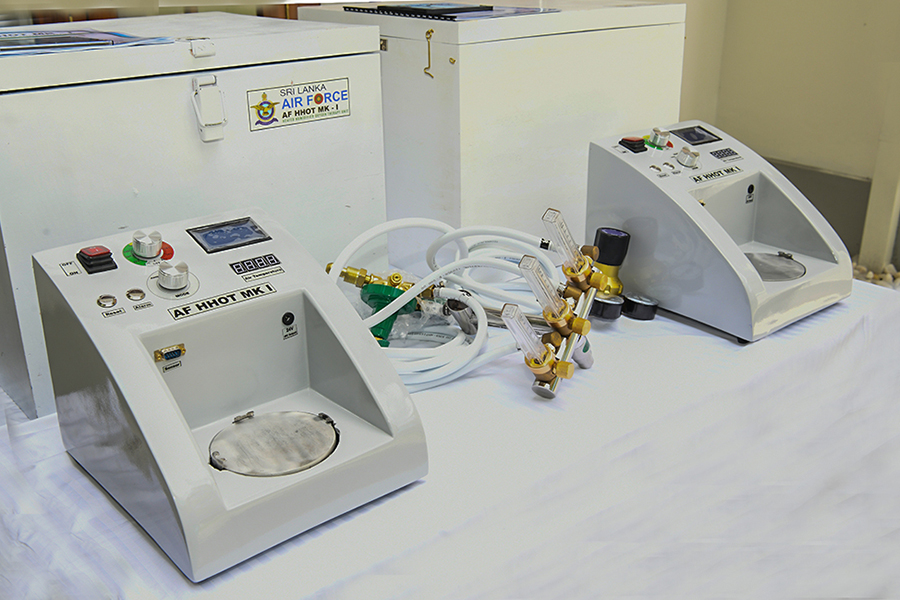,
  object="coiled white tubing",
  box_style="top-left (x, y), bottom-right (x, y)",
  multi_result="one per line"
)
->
top-left (331, 218), bottom-right (565, 391)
